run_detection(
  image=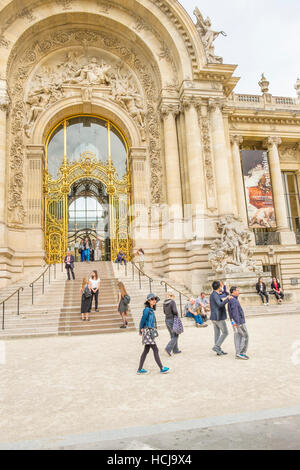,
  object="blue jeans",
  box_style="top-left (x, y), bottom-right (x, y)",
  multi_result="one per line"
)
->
top-left (80, 250), bottom-right (85, 262)
top-left (84, 249), bottom-right (90, 262)
top-left (186, 312), bottom-right (203, 324)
